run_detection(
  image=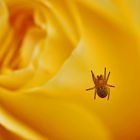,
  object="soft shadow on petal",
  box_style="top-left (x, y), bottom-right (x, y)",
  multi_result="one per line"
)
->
top-left (0, 67), bottom-right (35, 90)
top-left (0, 106), bottom-right (46, 140)
top-left (0, 1), bottom-right (9, 42)
top-left (0, 124), bottom-right (26, 140)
